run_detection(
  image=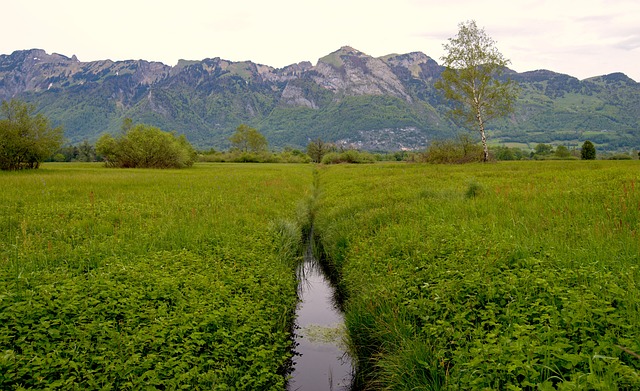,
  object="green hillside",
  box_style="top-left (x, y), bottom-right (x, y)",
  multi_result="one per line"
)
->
top-left (1, 49), bottom-right (638, 152)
